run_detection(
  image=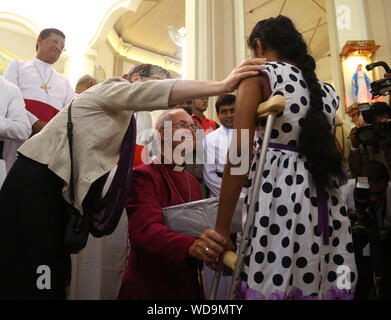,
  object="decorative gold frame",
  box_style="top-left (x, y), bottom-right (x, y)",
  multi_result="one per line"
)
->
top-left (339, 40), bottom-right (380, 122)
